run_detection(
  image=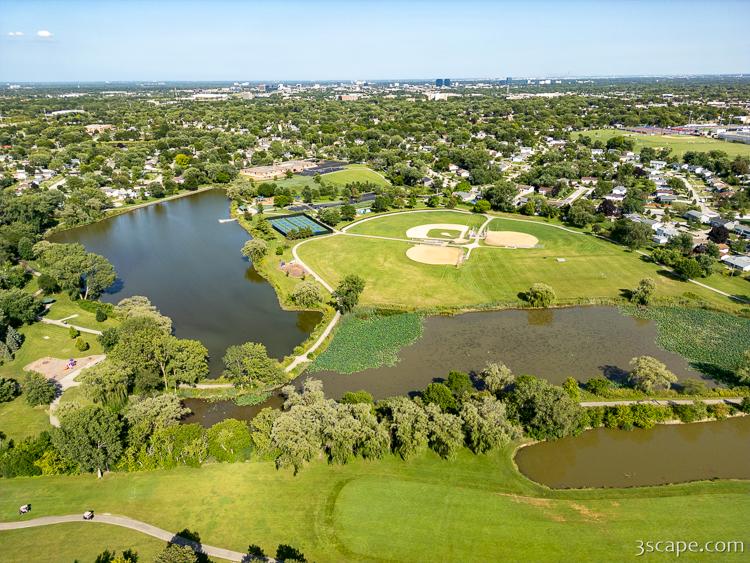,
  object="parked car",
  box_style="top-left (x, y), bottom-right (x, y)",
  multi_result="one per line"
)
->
top-left (83, 511), bottom-right (95, 520)
top-left (18, 504), bottom-right (31, 515)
